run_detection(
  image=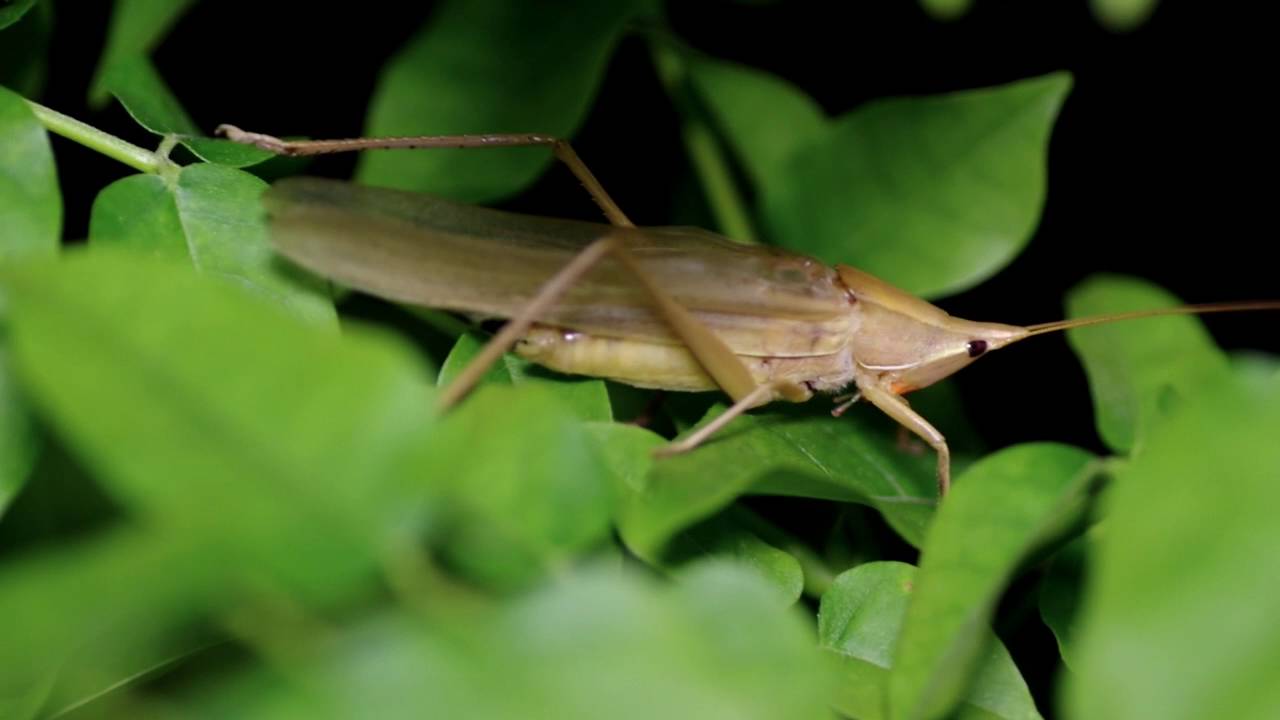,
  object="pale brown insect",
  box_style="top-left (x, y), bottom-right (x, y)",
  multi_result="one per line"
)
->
top-left (218, 124), bottom-right (1280, 495)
